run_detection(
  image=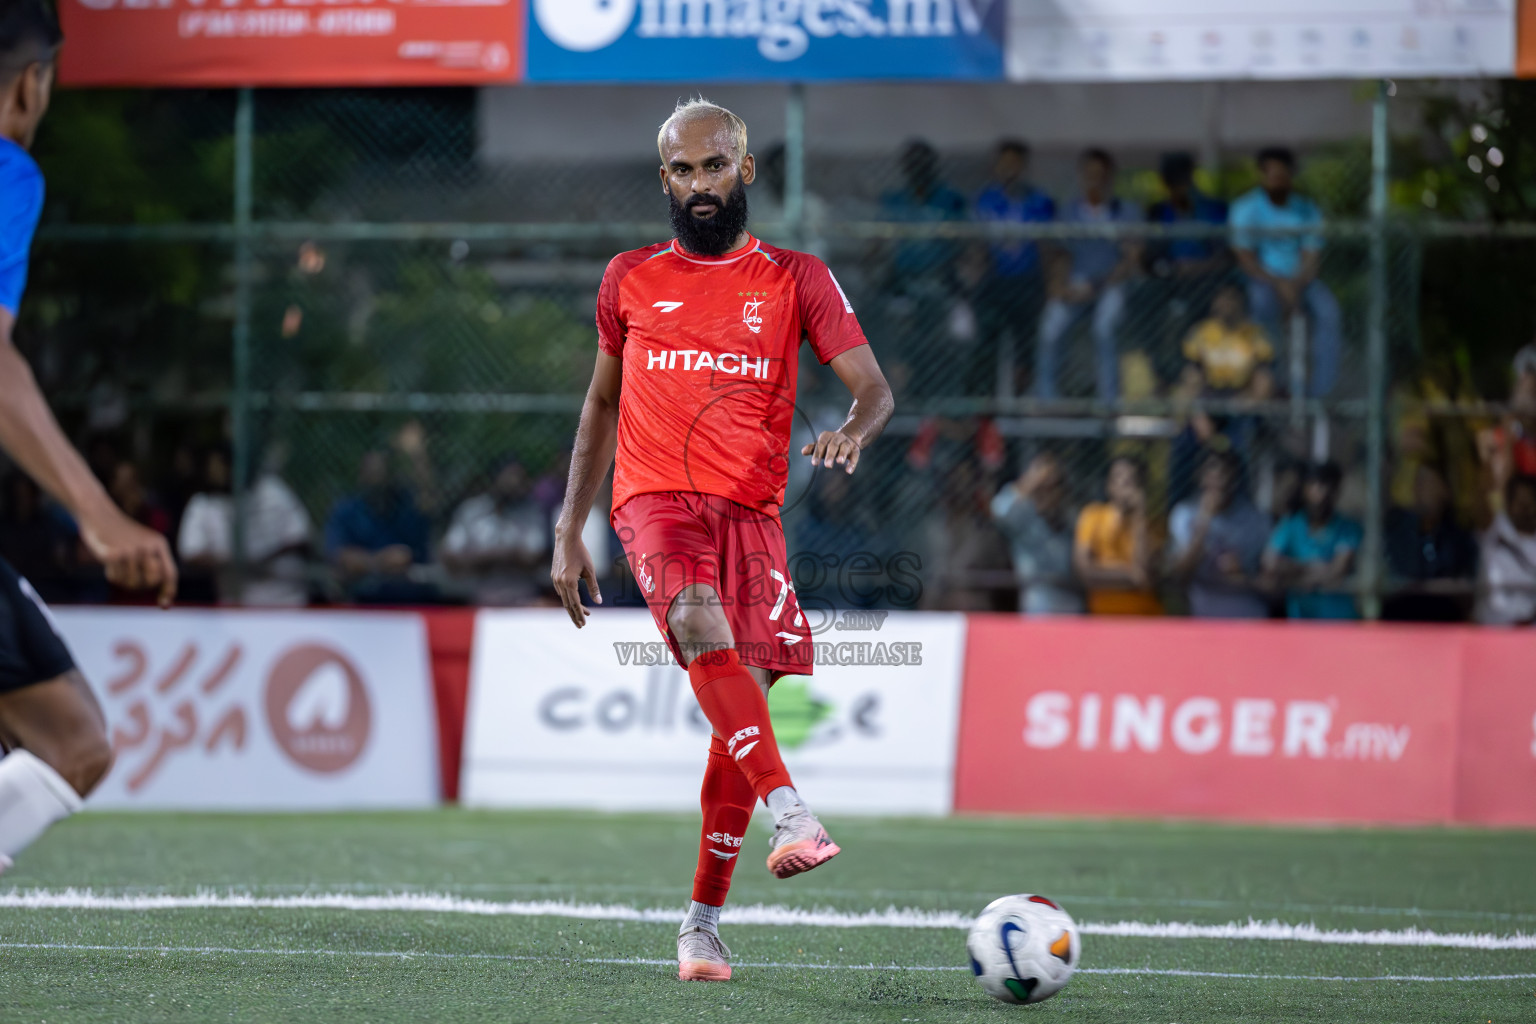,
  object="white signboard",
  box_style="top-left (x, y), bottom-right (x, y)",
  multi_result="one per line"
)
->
top-left (54, 609), bottom-right (440, 810)
top-left (462, 609), bottom-right (966, 816)
top-left (1007, 0), bottom-right (1516, 81)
